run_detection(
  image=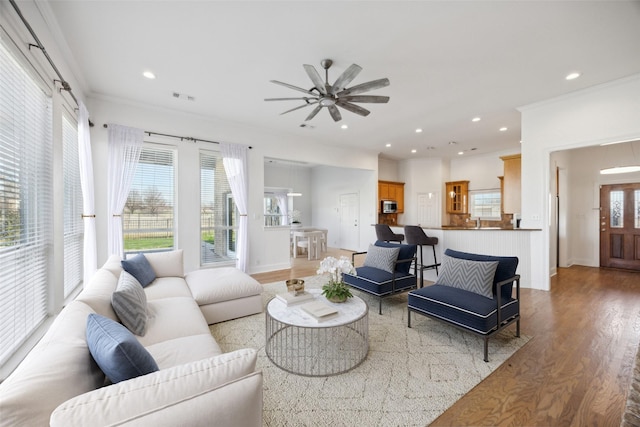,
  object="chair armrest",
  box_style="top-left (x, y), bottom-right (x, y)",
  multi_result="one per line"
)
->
top-left (495, 275), bottom-right (520, 326)
top-left (393, 256), bottom-right (417, 270)
top-left (351, 251), bottom-right (368, 264)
